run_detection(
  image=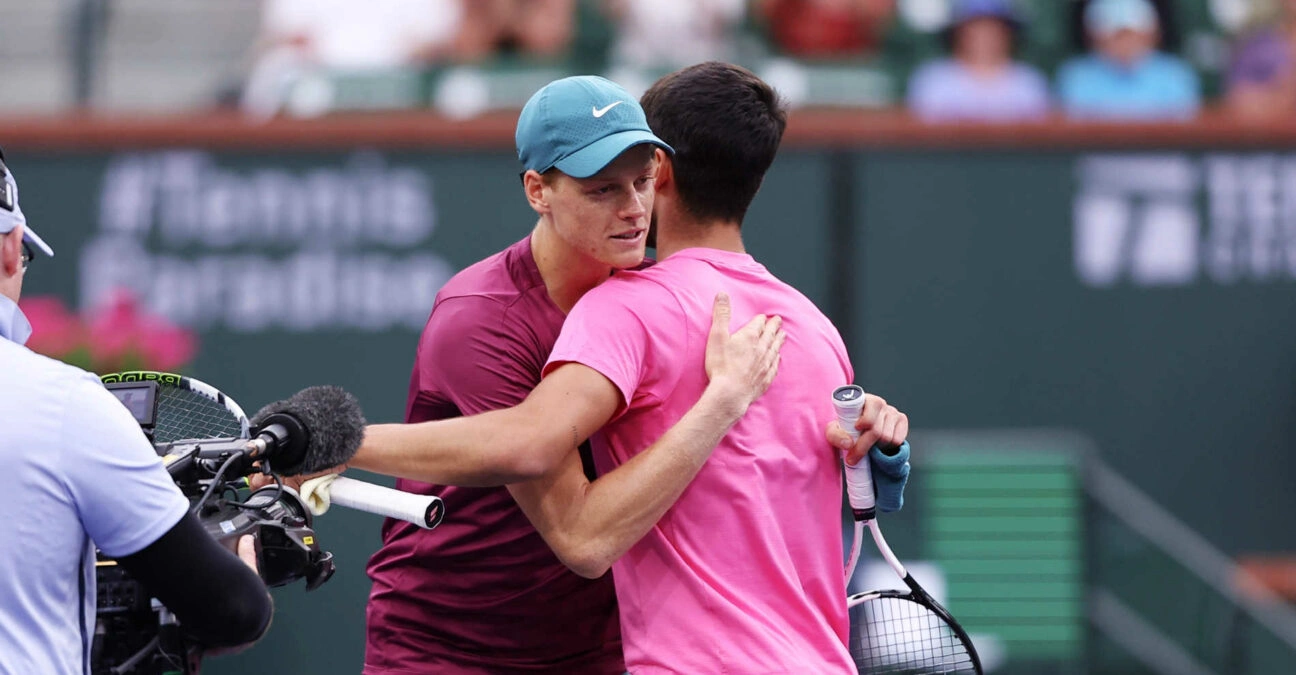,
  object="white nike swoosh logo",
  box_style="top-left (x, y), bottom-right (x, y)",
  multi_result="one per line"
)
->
top-left (592, 101), bottom-right (624, 118)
